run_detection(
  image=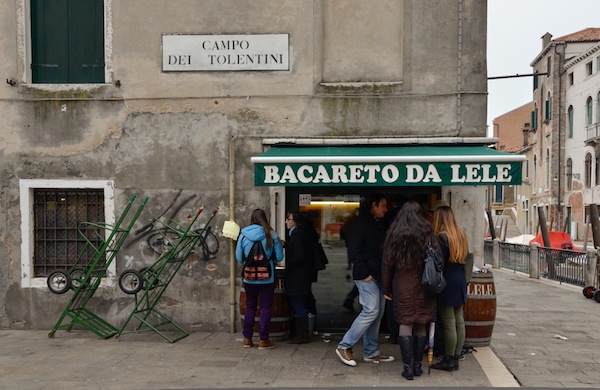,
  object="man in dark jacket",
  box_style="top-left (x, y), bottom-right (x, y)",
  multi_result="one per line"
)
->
top-left (335, 194), bottom-right (395, 366)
